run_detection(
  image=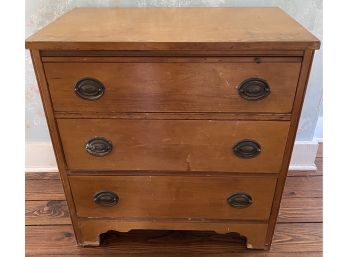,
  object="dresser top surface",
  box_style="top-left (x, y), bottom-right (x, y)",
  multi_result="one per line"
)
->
top-left (26, 7), bottom-right (320, 51)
